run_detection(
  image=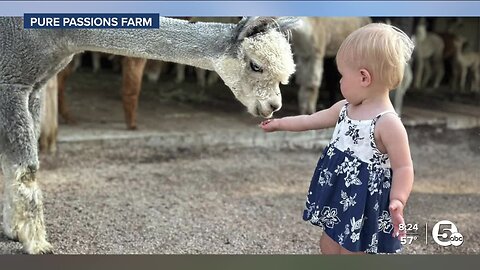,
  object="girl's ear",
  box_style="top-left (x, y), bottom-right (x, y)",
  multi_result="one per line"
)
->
top-left (359, 68), bottom-right (372, 87)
